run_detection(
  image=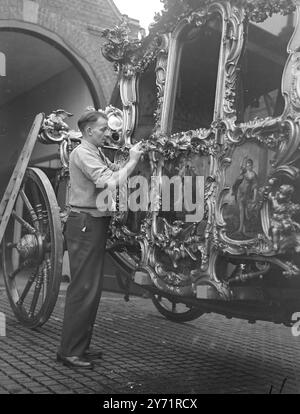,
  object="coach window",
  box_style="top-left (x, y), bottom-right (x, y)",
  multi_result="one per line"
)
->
top-left (237, 11), bottom-right (295, 123)
top-left (170, 14), bottom-right (222, 134)
top-left (132, 61), bottom-right (157, 143)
